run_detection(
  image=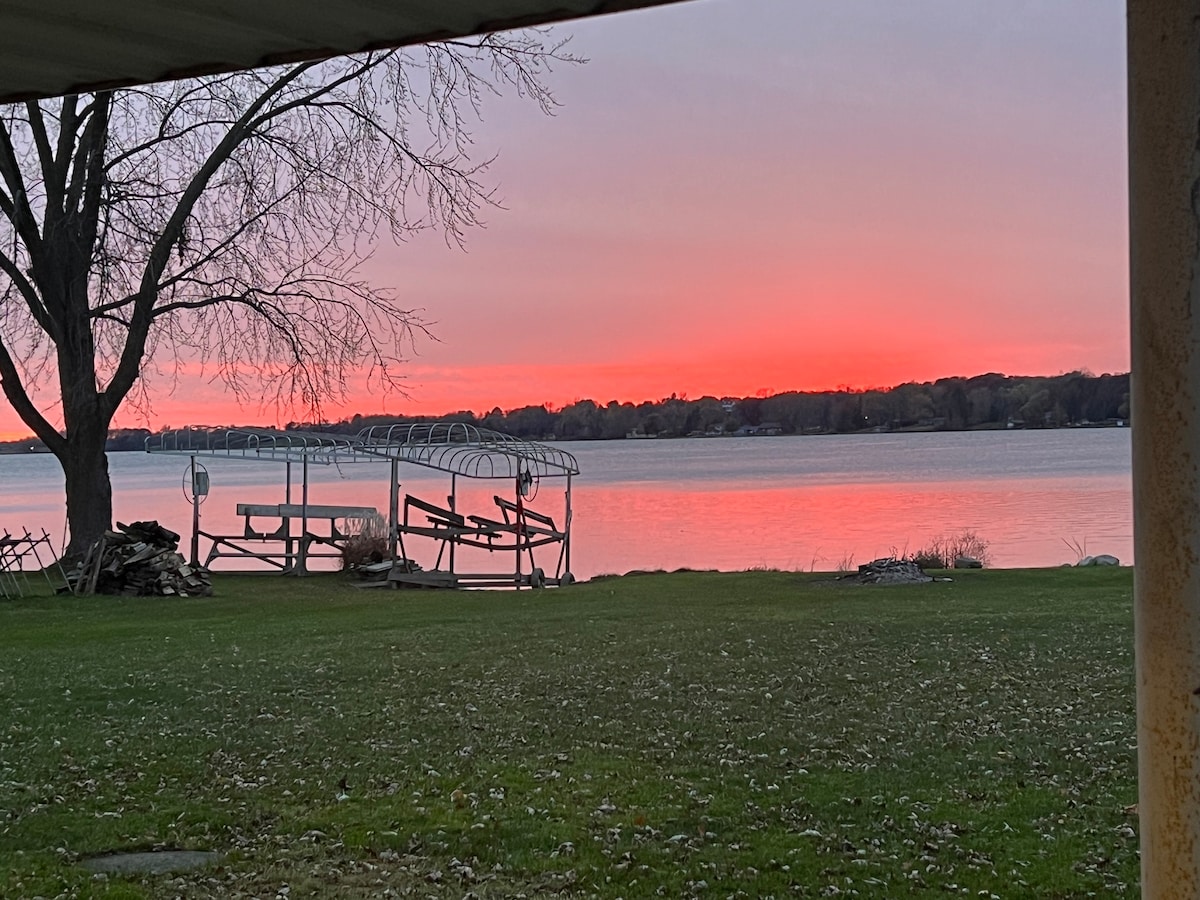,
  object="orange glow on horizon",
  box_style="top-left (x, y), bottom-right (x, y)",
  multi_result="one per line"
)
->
top-left (113, 359), bottom-right (1128, 430)
top-left (0, 337), bottom-right (1131, 441)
